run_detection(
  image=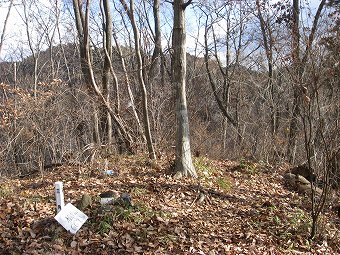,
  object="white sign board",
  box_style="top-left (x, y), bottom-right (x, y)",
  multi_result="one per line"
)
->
top-left (54, 203), bottom-right (88, 234)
